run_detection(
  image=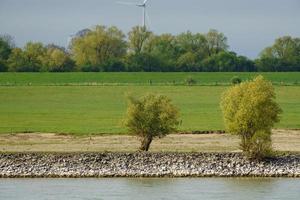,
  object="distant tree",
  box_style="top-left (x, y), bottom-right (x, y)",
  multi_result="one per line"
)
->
top-left (124, 94), bottom-right (180, 151)
top-left (0, 35), bottom-right (14, 60)
top-left (236, 55), bottom-right (256, 72)
top-left (8, 42), bottom-right (46, 72)
top-left (144, 34), bottom-right (178, 71)
top-left (220, 76), bottom-right (282, 159)
top-left (256, 36), bottom-right (300, 71)
top-left (42, 45), bottom-right (75, 72)
top-left (176, 52), bottom-right (199, 71)
top-left (71, 25), bottom-right (127, 71)
top-left (128, 26), bottom-right (152, 54)
top-left (205, 29), bottom-right (229, 56)
top-left (255, 55), bottom-right (280, 72)
top-left (0, 59), bottom-right (7, 72)
top-left (101, 58), bottom-right (125, 72)
top-left (201, 51), bottom-right (255, 72)
top-left (7, 48), bottom-right (26, 71)
top-left (125, 52), bottom-right (161, 72)
top-left (75, 29), bottom-right (92, 38)
top-left (201, 51), bottom-right (236, 72)
top-left (0, 34), bottom-right (14, 71)
top-left (176, 31), bottom-right (209, 60)
top-left (9, 25), bottom-right (299, 73)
